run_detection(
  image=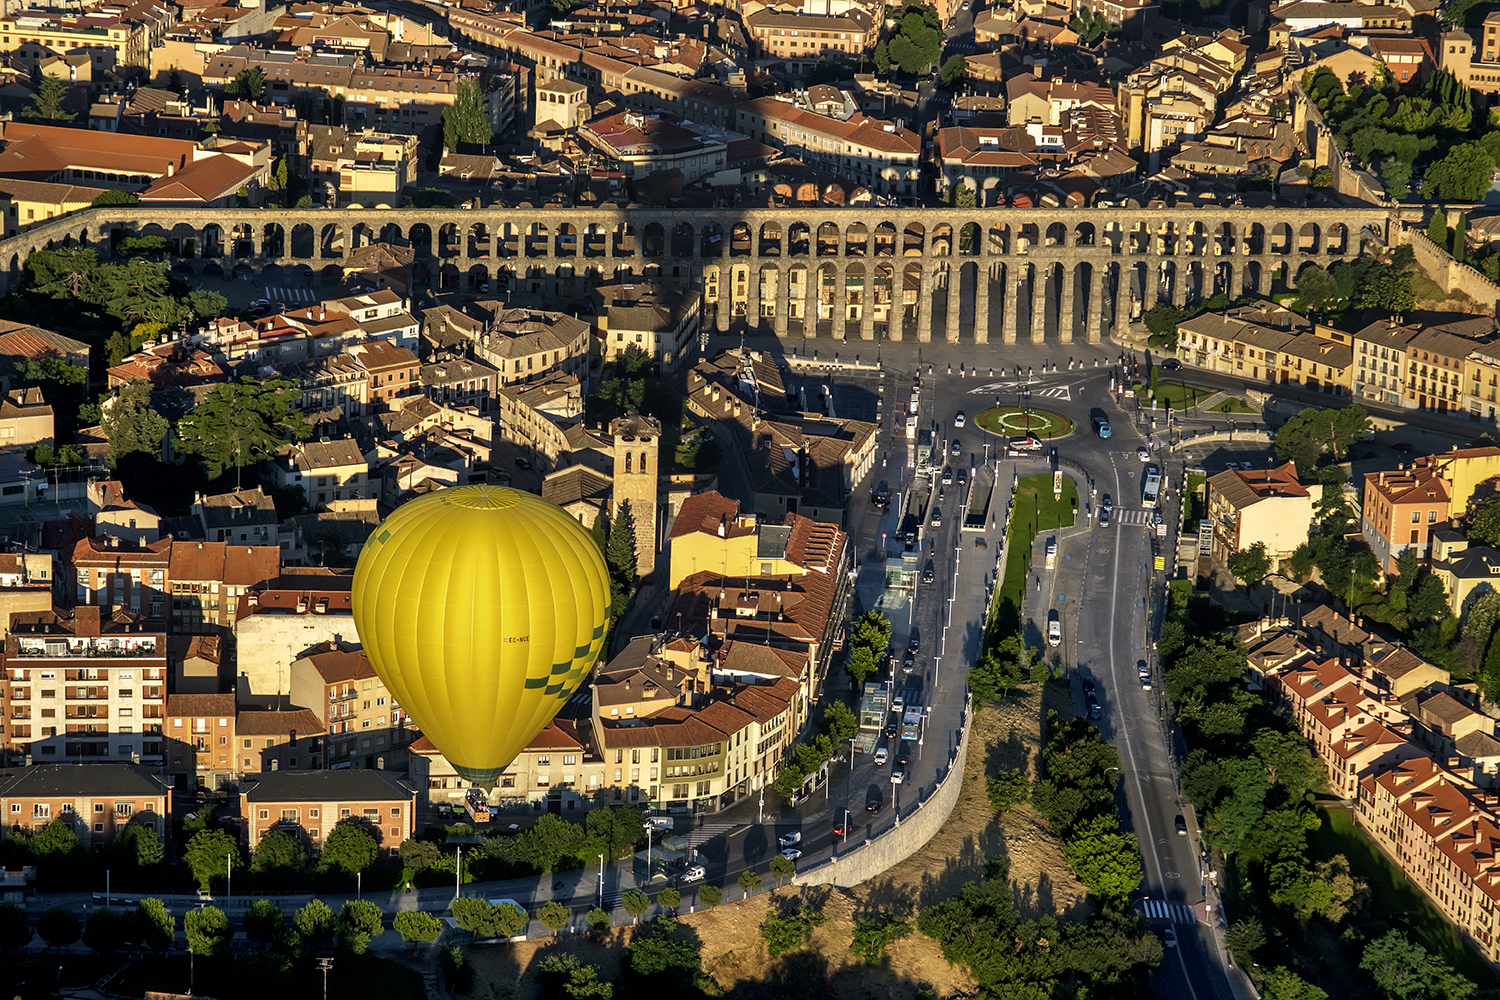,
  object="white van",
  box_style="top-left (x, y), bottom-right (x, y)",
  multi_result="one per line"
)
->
top-left (874, 746), bottom-right (889, 766)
